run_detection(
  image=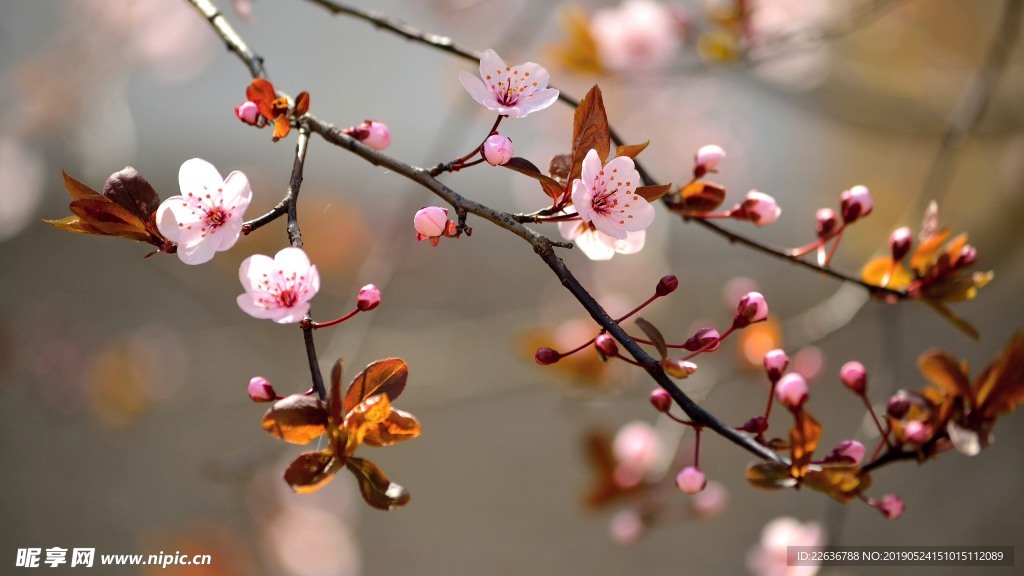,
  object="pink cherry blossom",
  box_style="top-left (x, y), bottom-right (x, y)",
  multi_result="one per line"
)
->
top-left (691, 480), bottom-right (728, 518)
top-left (763, 349), bottom-right (789, 382)
top-left (734, 291), bottom-right (769, 327)
top-left (558, 219), bottom-right (645, 261)
top-left (877, 493), bottom-right (905, 519)
top-left (747, 516), bottom-right (826, 576)
top-left (675, 465), bottom-right (707, 494)
top-left (591, 0), bottom-right (681, 72)
top-left (482, 134), bottom-right (514, 166)
top-left (157, 158), bottom-right (252, 265)
top-left (612, 421), bottom-right (662, 488)
top-left (248, 376), bottom-right (277, 402)
top-left (237, 247), bottom-right (320, 324)
top-left (571, 149), bottom-right (655, 240)
top-left (839, 360), bottom-right (867, 395)
top-left (346, 120), bottom-right (391, 151)
top-left (828, 439), bottom-right (865, 465)
top-left (459, 49), bottom-right (559, 118)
